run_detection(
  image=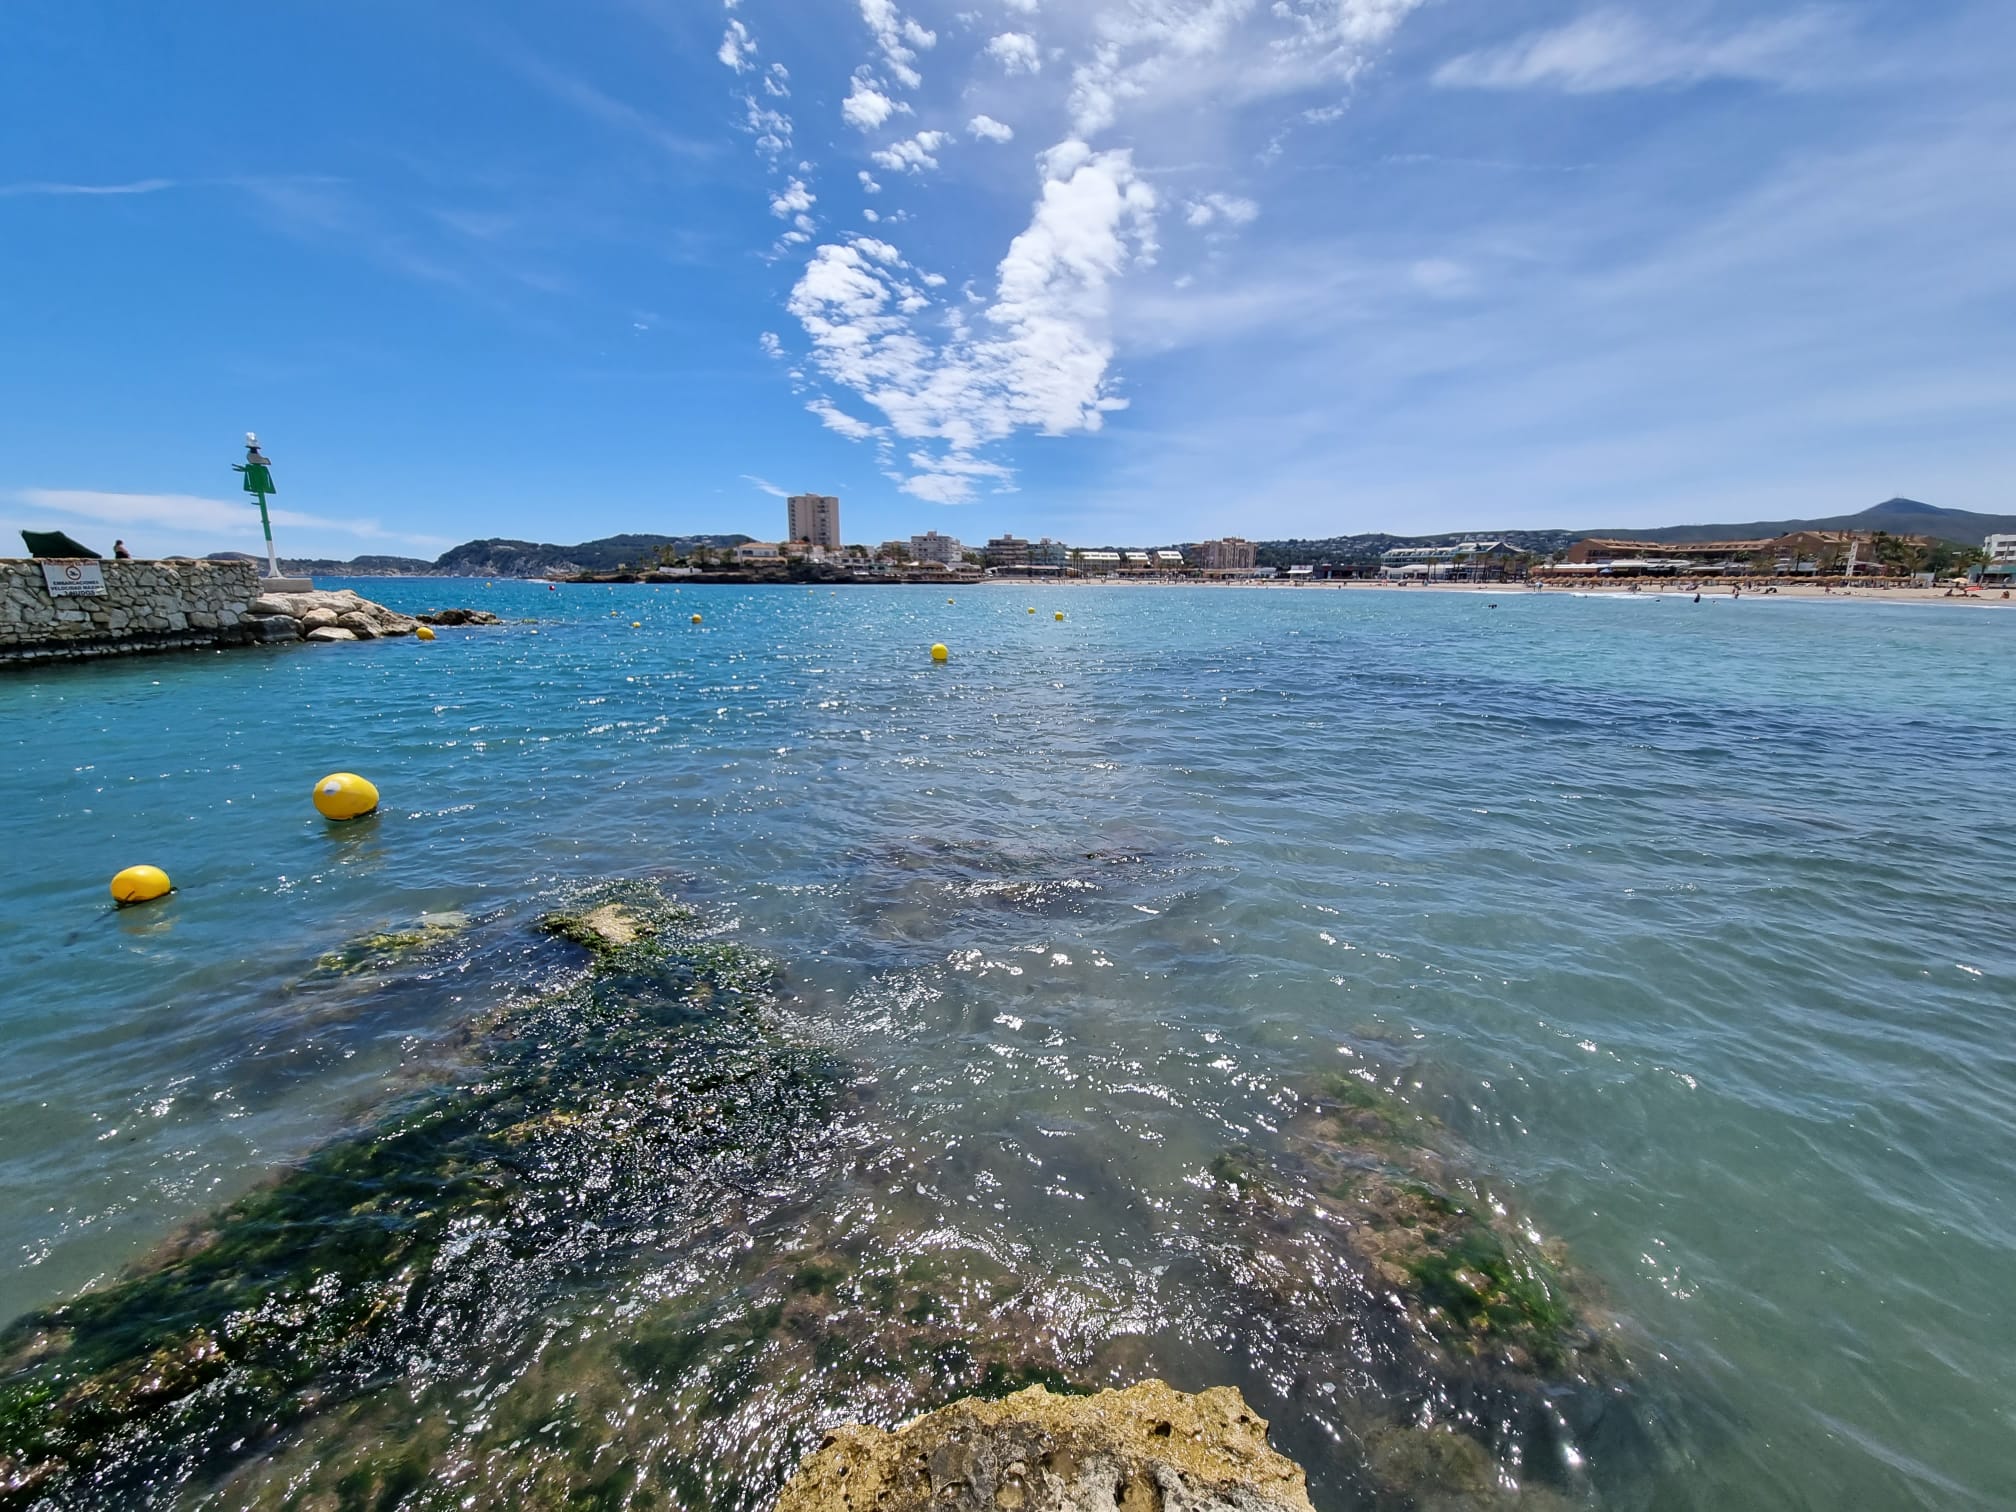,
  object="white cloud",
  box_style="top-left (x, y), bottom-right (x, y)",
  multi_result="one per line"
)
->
top-left (0, 178), bottom-right (180, 197)
top-left (763, 62), bottom-right (791, 97)
top-left (807, 398), bottom-right (878, 439)
top-left (741, 95), bottom-right (793, 160)
top-left (860, 0), bottom-right (934, 88)
top-left (759, 330), bottom-right (785, 358)
top-left (1004, 0), bottom-right (1040, 12)
top-left (742, 474), bottom-right (789, 497)
top-left (1065, 0), bottom-right (1424, 135)
top-left (10, 490), bottom-right (453, 551)
top-left (858, 170), bottom-right (883, 193)
top-left (786, 142), bottom-right (1157, 501)
top-left (871, 130), bottom-right (952, 173)
top-left (1408, 257), bottom-right (1475, 297)
top-left (1435, 8), bottom-right (1836, 93)
top-left (987, 31), bottom-right (1042, 74)
top-left (718, 19), bottom-right (757, 72)
top-left (968, 114), bottom-right (1016, 143)
top-left (843, 76), bottom-right (906, 131)
top-left (1184, 192), bottom-right (1258, 228)
top-left (770, 177), bottom-right (816, 218)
